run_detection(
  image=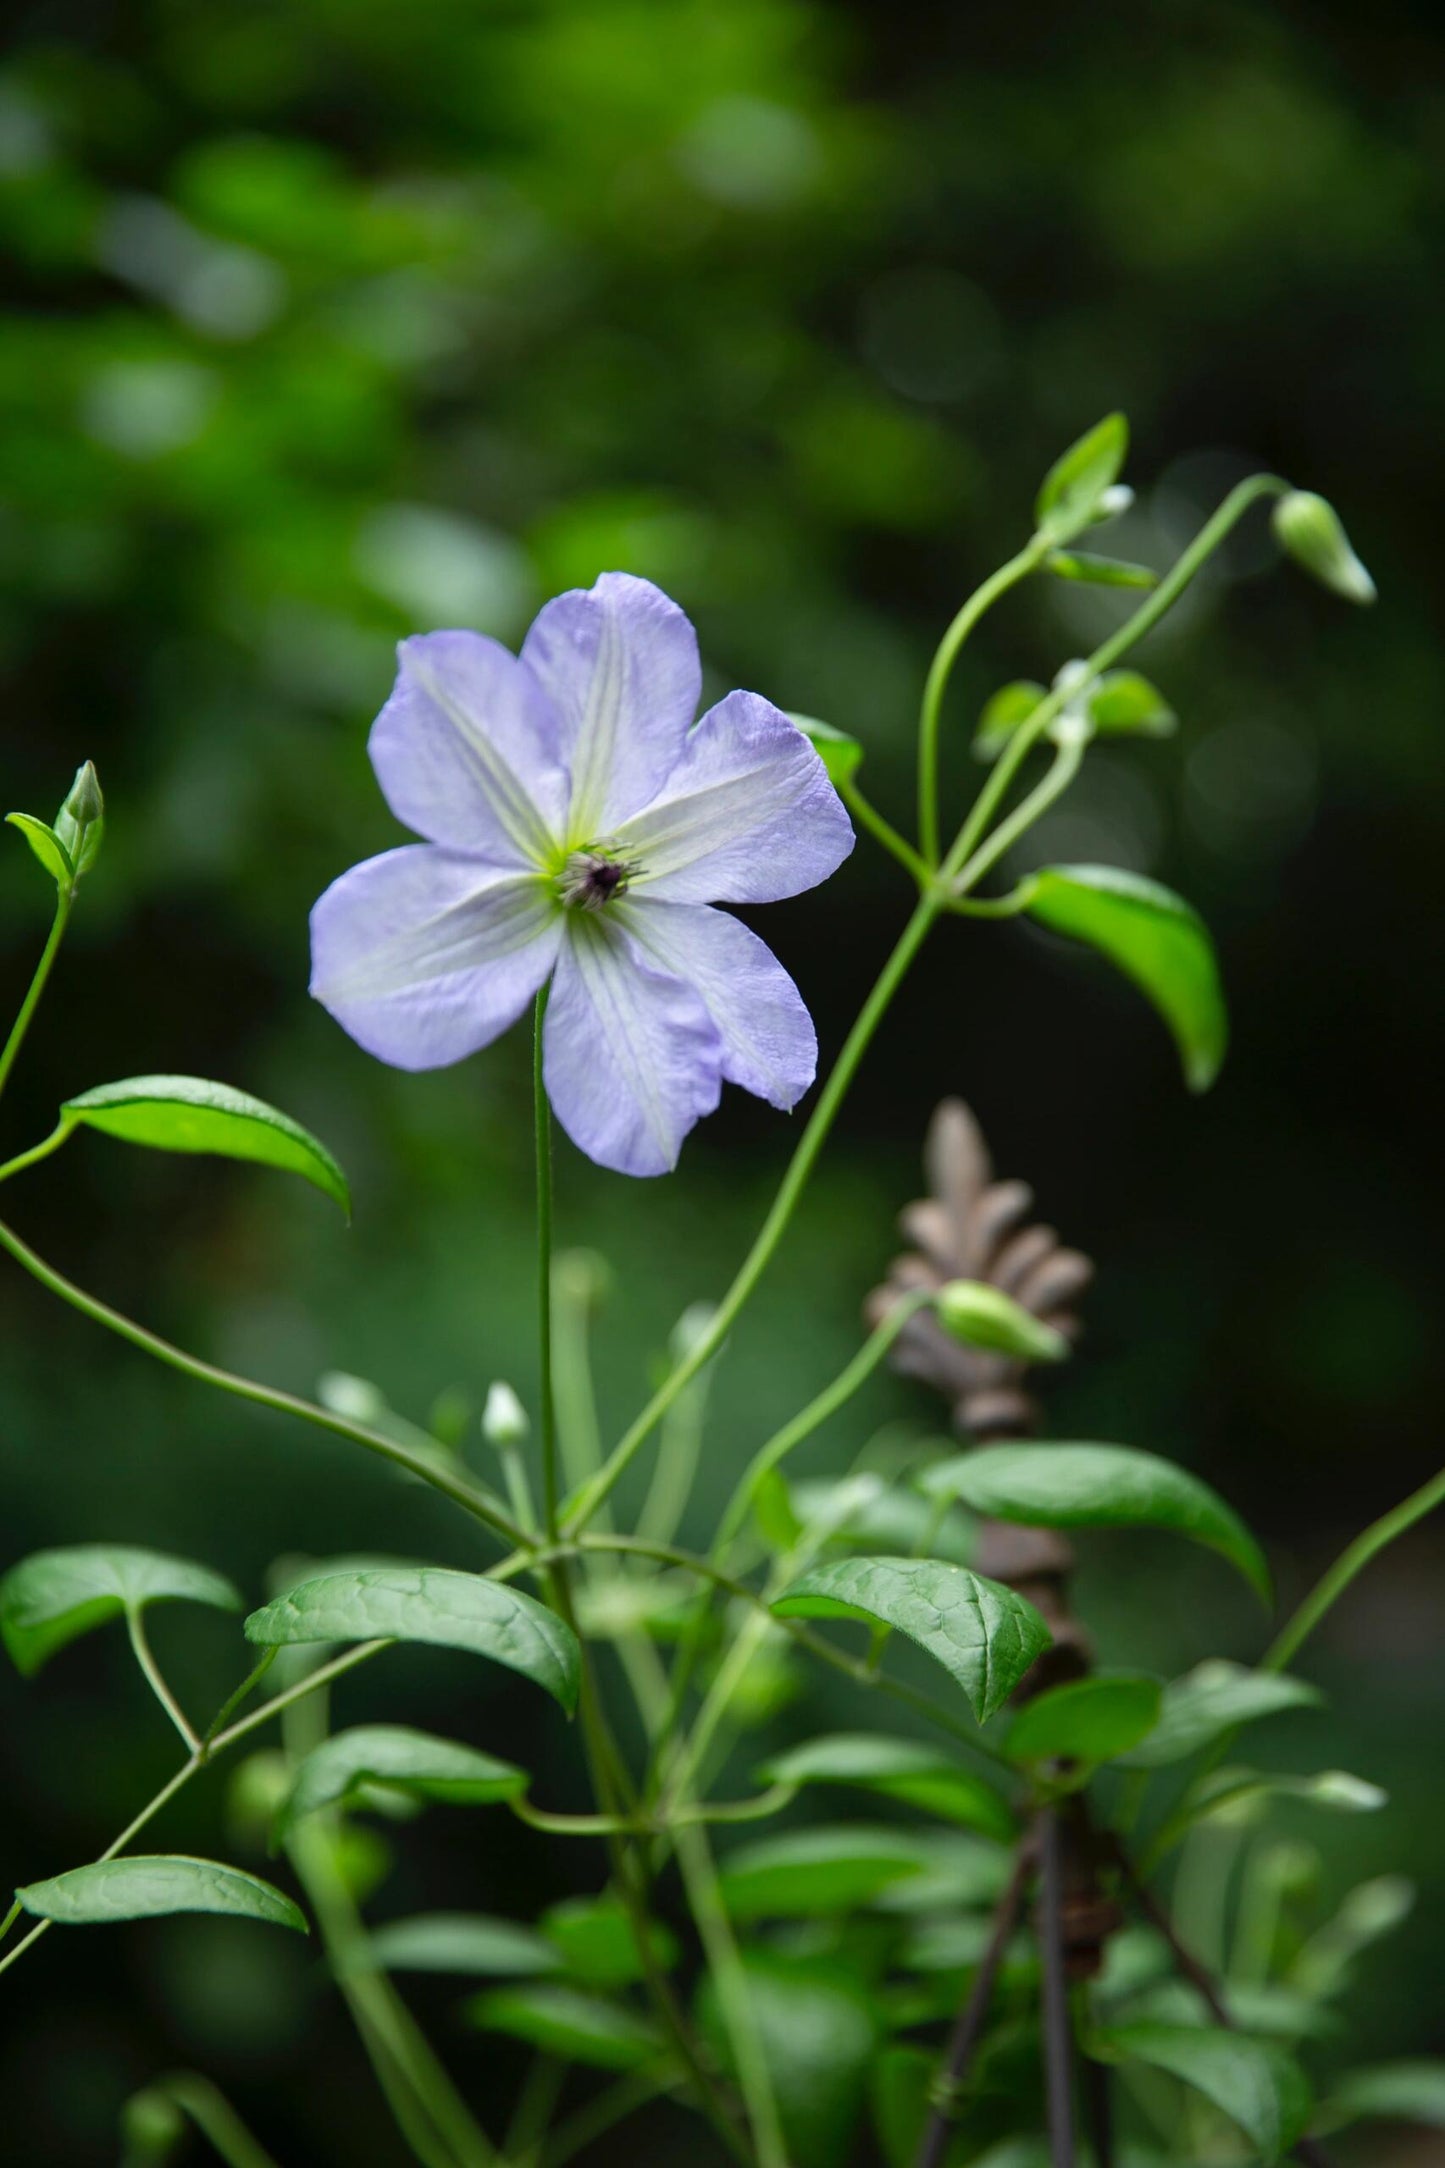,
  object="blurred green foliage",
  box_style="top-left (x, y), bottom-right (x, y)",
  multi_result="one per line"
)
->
top-left (2, 0), bottom-right (1443, 2159)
